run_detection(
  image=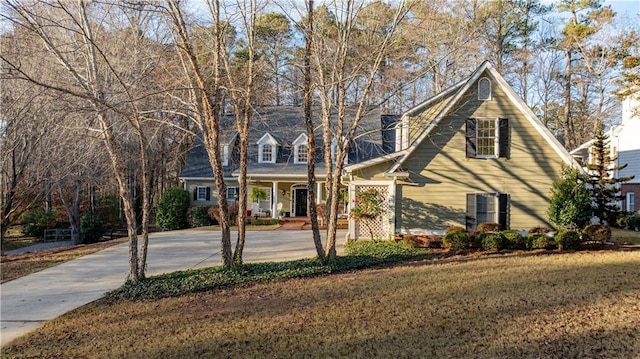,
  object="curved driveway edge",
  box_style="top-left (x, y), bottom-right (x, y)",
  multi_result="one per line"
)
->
top-left (1, 229), bottom-right (345, 346)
